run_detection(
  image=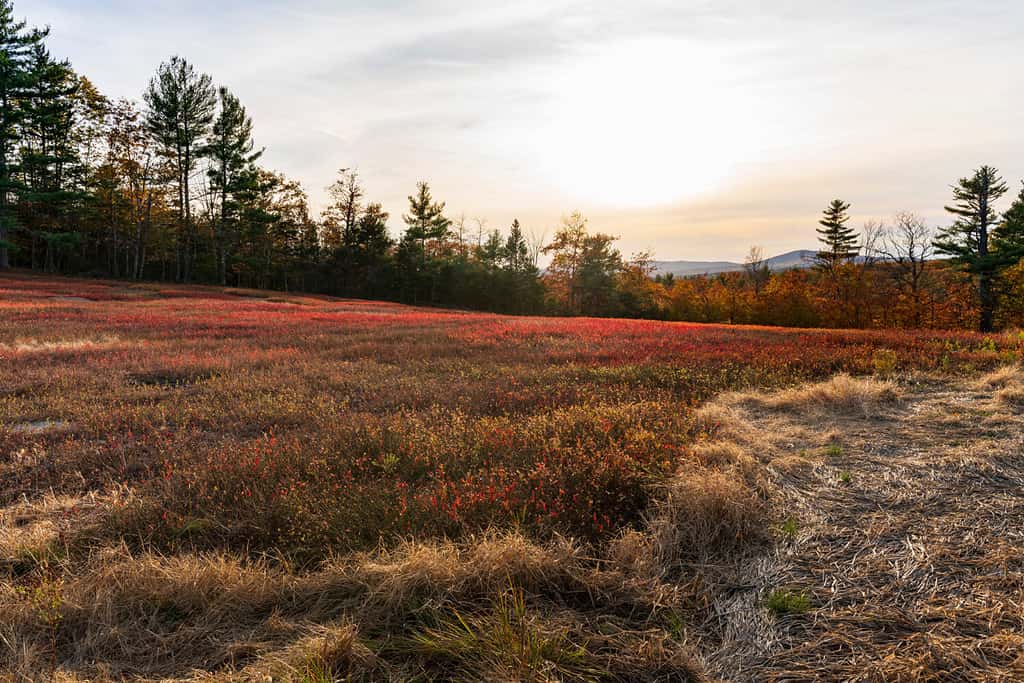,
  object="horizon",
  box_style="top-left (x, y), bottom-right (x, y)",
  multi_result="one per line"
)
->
top-left (21, 0), bottom-right (1024, 261)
